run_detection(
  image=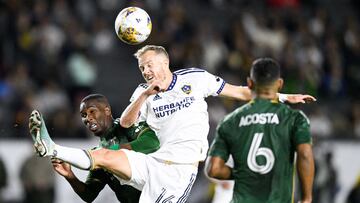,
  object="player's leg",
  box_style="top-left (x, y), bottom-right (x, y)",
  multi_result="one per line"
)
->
top-left (29, 110), bottom-right (132, 180)
top-left (29, 110), bottom-right (93, 170)
top-left (90, 148), bottom-right (131, 180)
